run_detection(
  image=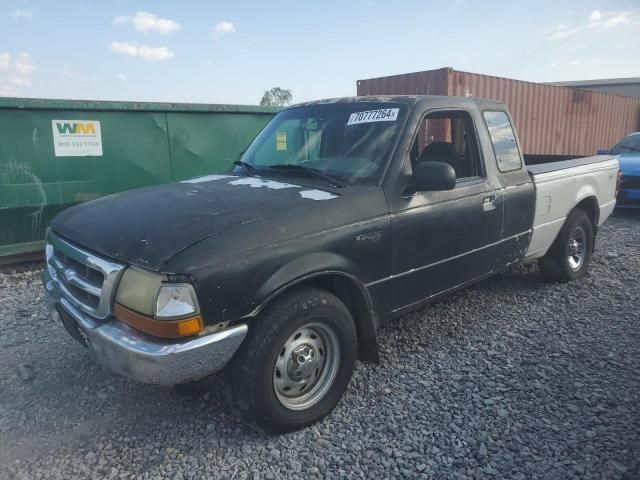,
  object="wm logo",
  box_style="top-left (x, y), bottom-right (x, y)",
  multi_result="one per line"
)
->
top-left (55, 122), bottom-right (96, 135)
